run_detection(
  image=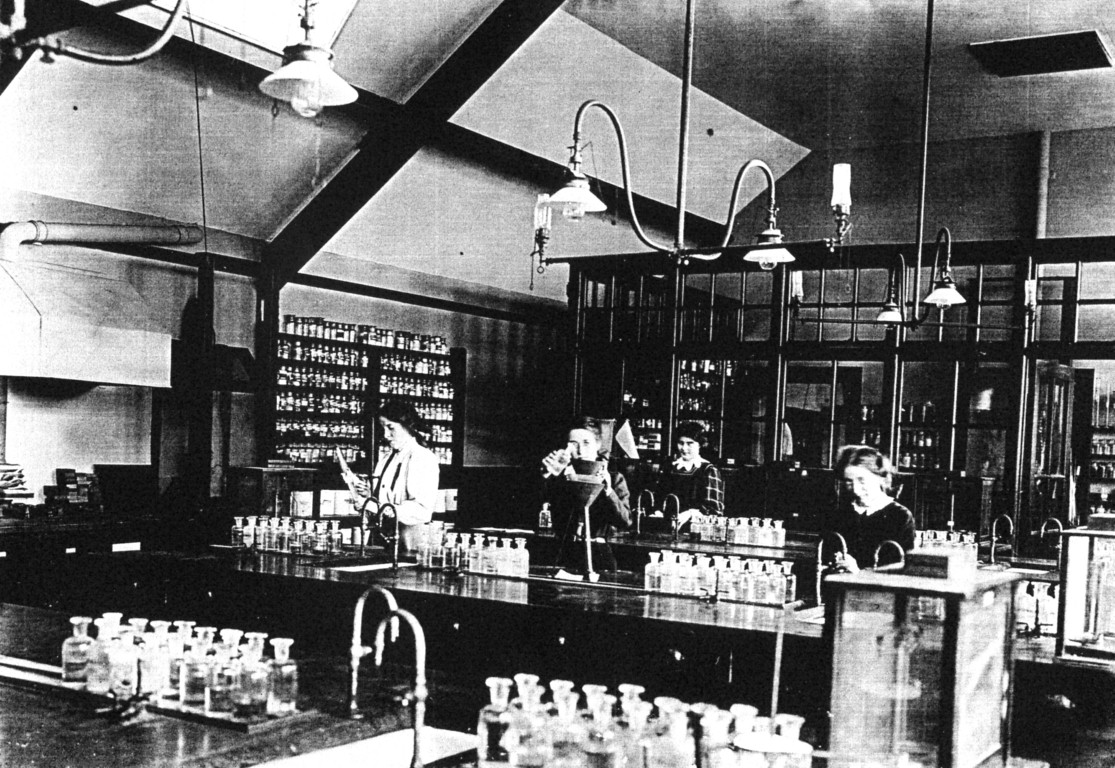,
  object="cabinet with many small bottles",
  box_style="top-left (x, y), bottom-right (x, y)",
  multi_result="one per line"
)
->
top-left (274, 314), bottom-right (465, 468)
